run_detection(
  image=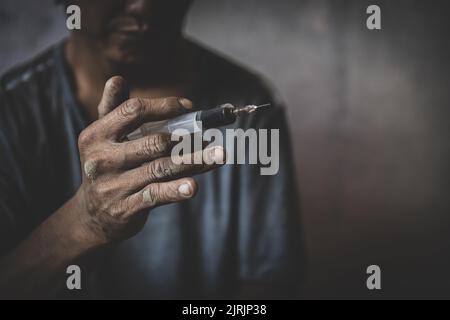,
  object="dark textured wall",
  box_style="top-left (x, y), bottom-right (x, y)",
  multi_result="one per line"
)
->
top-left (1, 0), bottom-right (450, 298)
